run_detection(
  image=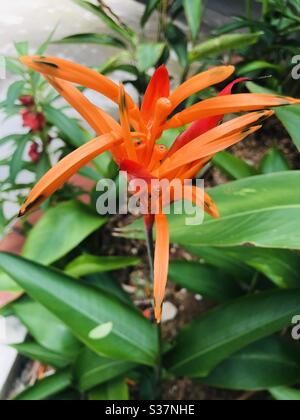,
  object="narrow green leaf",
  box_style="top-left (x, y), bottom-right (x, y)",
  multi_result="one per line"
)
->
top-left (189, 32), bottom-right (262, 62)
top-left (55, 33), bottom-right (125, 48)
top-left (72, 0), bottom-right (136, 44)
top-left (260, 148), bottom-right (290, 174)
top-left (183, 0), bottom-right (203, 41)
top-left (9, 135), bottom-right (29, 182)
top-left (43, 104), bottom-right (85, 147)
top-left (213, 151), bottom-right (258, 180)
top-left (14, 41), bottom-right (29, 56)
top-left (201, 336), bottom-right (300, 390)
top-left (75, 348), bottom-right (135, 391)
top-left (0, 270), bottom-right (22, 292)
top-left (0, 253), bottom-right (158, 366)
top-left (6, 80), bottom-right (25, 109)
top-left (23, 201), bottom-right (106, 265)
top-left (237, 60), bottom-right (283, 76)
top-left (165, 23), bottom-right (188, 68)
top-left (165, 289), bottom-right (300, 377)
top-left (13, 342), bottom-right (71, 369)
top-left (13, 371), bottom-right (72, 401)
top-left (169, 261), bottom-right (241, 302)
top-left (141, 0), bottom-right (160, 27)
top-left (12, 300), bottom-right (81, 359)
top-left (136, 43), bottom-right (165, 73)
top-left (65, 255), bottom-right (140, 278)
